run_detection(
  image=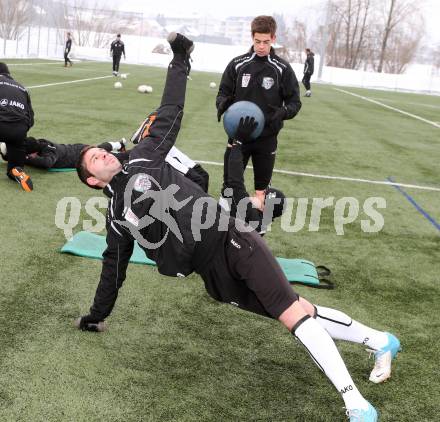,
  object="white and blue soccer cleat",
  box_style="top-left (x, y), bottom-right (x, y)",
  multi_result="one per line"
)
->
top-left (368, 332), bottom-right (401, 384)
top-left (346, 402), bottom-right (378, 421)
